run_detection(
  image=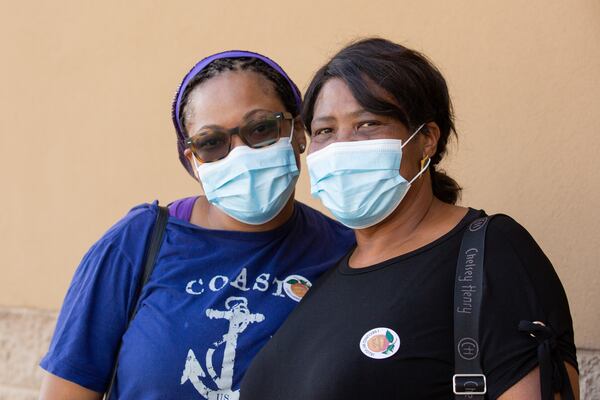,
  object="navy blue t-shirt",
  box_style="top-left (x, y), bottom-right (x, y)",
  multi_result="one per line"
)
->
top-left (41, 200), bottom-right (355, 399)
